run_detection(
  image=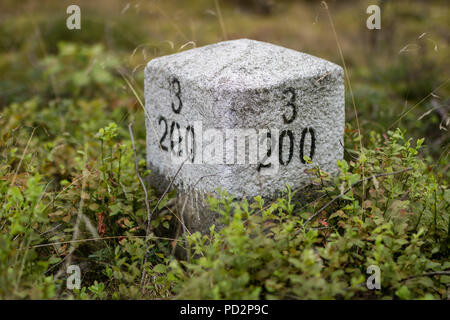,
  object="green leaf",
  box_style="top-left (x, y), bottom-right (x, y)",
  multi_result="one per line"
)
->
top-left (152, 264), bottom-right (167, 273)
top-left (395, 286), bottom-right (411, 299)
